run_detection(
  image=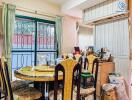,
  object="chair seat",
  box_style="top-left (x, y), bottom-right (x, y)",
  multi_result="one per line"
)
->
top-left (74, 87), bottom-right (95, 96)
top-left (11, 80), bottom-right (30, 91)
top-left (49, 89), bottom-right (62, 100)
top-left (80, 87), bottom-right (95, 96)
top-left (13, 87), bottom-right (42, 100)
top-left (49, 89), bottom-right (77, 100)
